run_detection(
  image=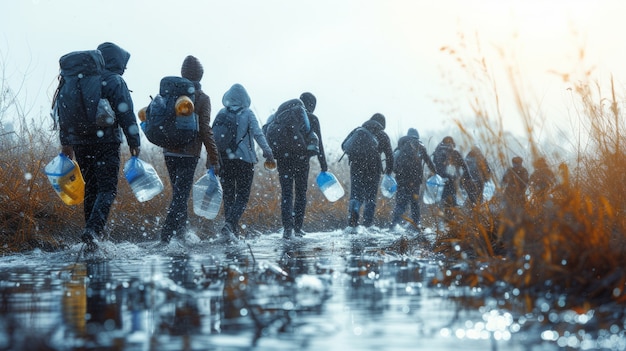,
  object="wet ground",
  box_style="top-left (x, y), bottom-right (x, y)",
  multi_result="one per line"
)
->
top-left (0, 228), bottom-right (623, 350)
